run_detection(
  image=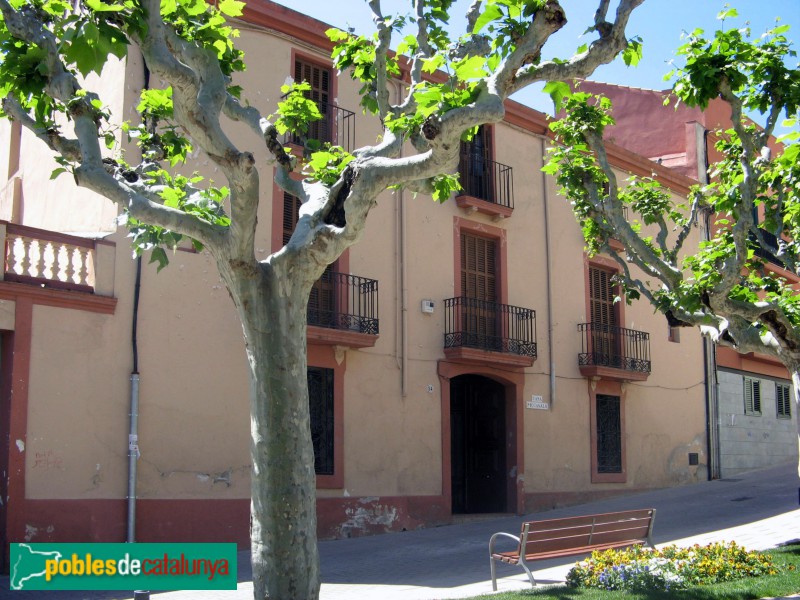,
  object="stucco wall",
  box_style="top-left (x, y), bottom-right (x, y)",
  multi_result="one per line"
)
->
top-left (6, 3), bottom-right (715, 545)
